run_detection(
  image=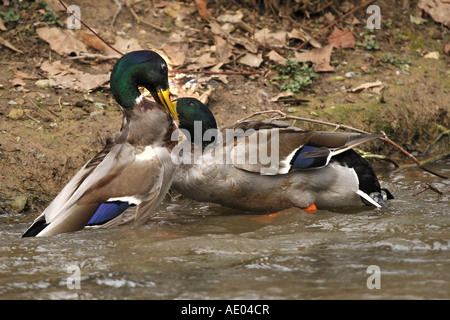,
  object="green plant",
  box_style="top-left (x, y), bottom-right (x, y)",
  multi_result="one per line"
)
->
top-left (382, 54), bottom-right (411, 69)
top-left (271, 60), bottom-right (317, 93)
top-left (357, 28), bottom-right (380, 51)
top-left (0, 8), bottom-right (20, 25)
